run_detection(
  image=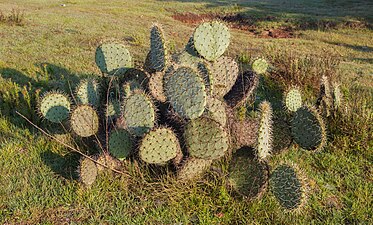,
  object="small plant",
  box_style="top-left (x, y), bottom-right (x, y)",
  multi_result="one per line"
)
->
top-left (0, 9), bottom-right (25, 26)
